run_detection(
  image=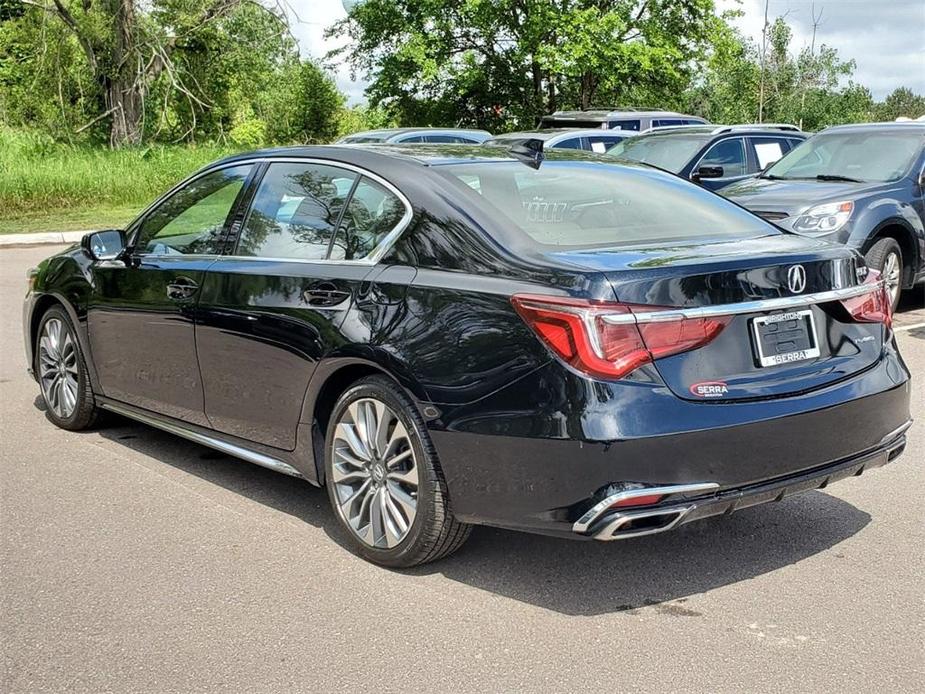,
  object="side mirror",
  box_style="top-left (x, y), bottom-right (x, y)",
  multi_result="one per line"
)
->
top-left (81, 229), bottom-right (126, 261)
top-left (693, 165), bottom-right (725, 180)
